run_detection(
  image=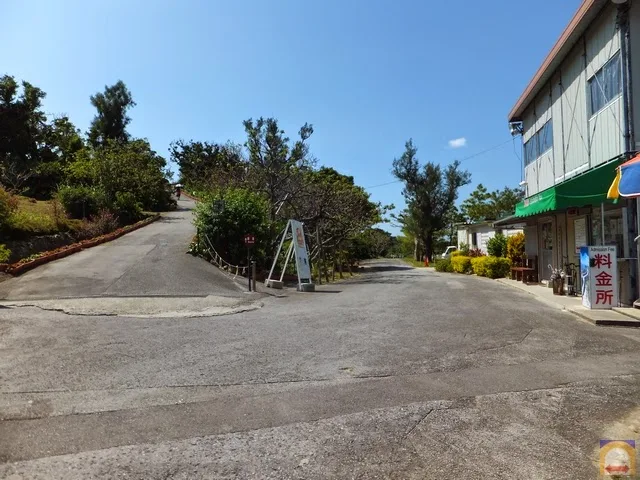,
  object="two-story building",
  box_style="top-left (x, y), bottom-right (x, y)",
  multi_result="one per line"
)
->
top-left (498, 0), bottom-right (640, 305)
